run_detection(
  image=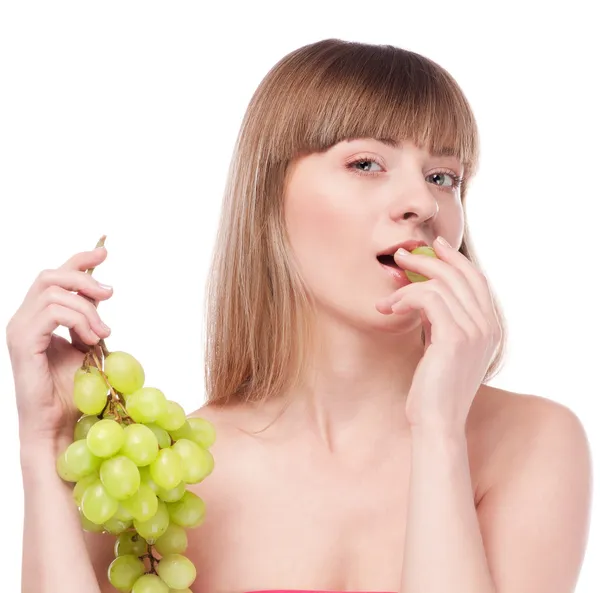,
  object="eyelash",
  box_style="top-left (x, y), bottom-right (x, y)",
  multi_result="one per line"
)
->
top-left (345, 156), bottom-right (464, 191)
